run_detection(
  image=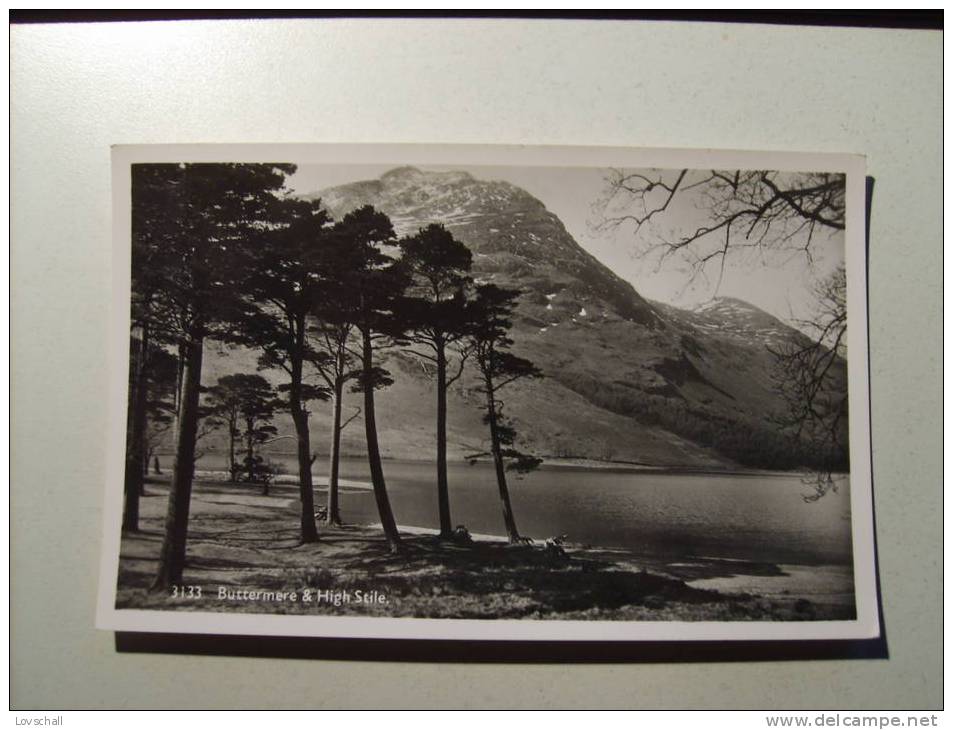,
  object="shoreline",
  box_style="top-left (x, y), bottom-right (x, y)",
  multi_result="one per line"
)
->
top-left (377, 521), bottom-right (855, 604)
top-left (157, 475), bottom-right (852, 568)
top-left (117, 480), bottom-right (857, 621)
top-left (185, 458), bottom-right (841, 481)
